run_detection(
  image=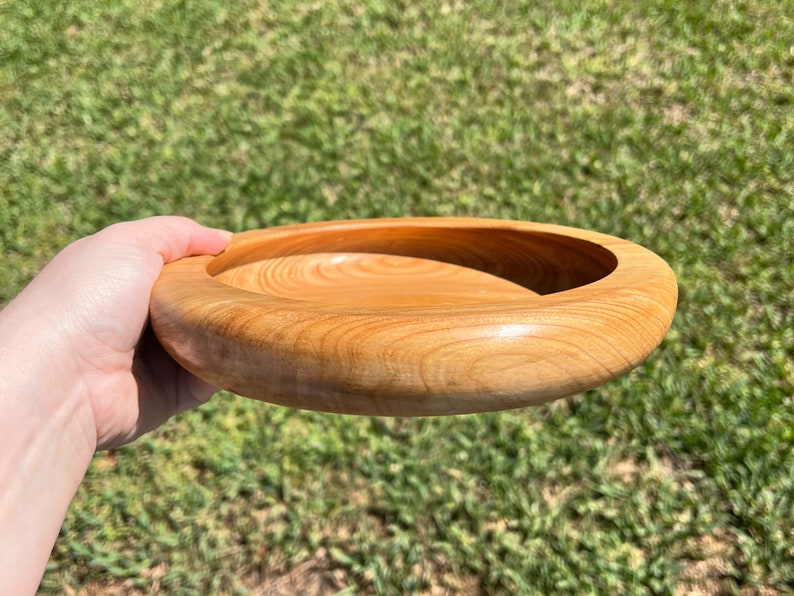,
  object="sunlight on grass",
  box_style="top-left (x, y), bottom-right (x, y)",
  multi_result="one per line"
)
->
top-left (3, 0), bottom-right (793, 593)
